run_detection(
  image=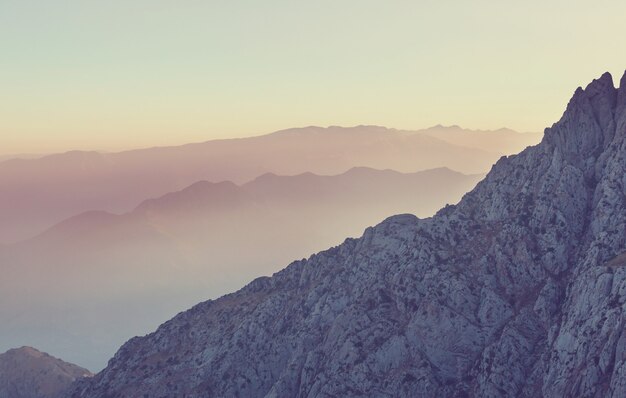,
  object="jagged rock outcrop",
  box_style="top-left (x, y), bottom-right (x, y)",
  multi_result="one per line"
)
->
top-left (0, 347), bottom-right (92, 398)
top-left (71, 72), bottom-right (626, 397)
